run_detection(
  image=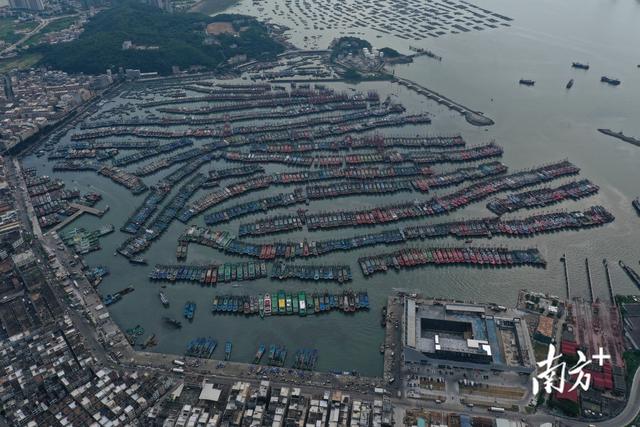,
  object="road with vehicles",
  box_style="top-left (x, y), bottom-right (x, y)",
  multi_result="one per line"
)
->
top-left (1, 14), bottom-right (78, 56)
